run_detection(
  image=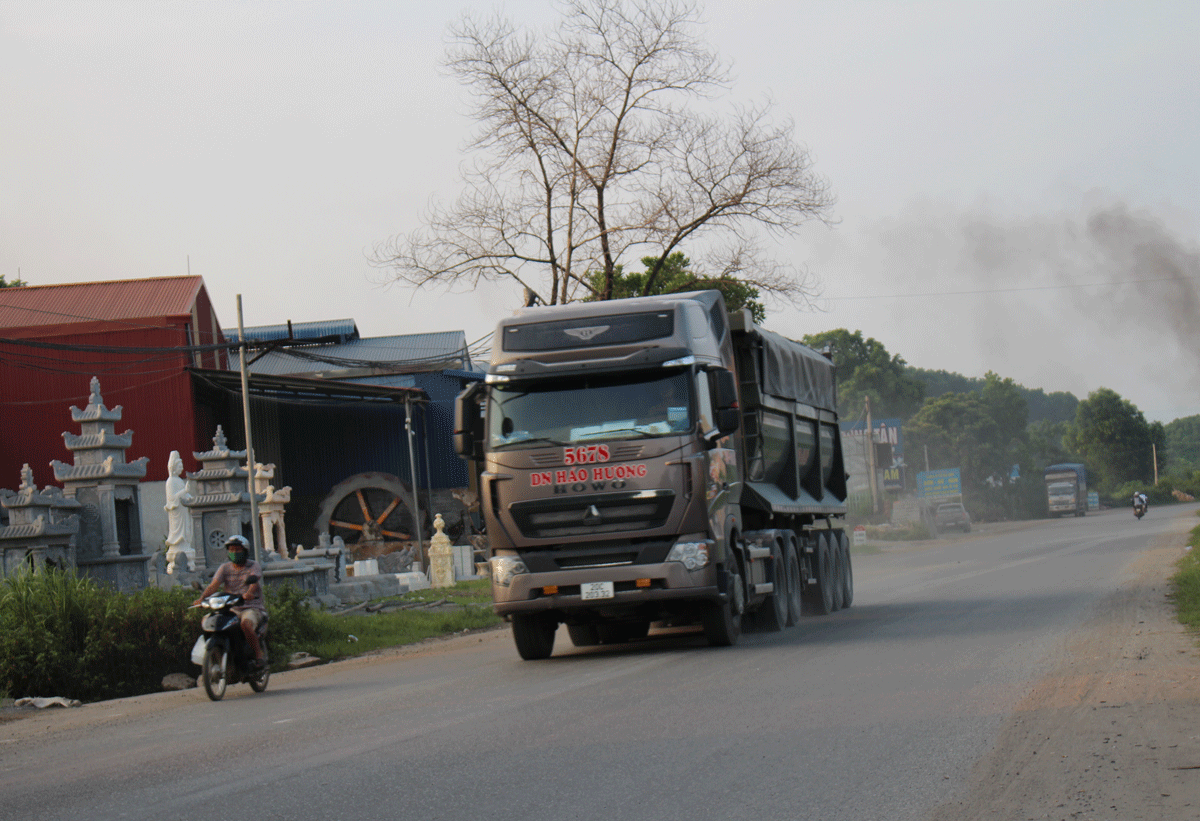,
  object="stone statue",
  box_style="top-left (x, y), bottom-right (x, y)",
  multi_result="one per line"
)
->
top-left (428, 513), bottom-right (455, 588)
top-left (163, 450), bottom-right (195, 574)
